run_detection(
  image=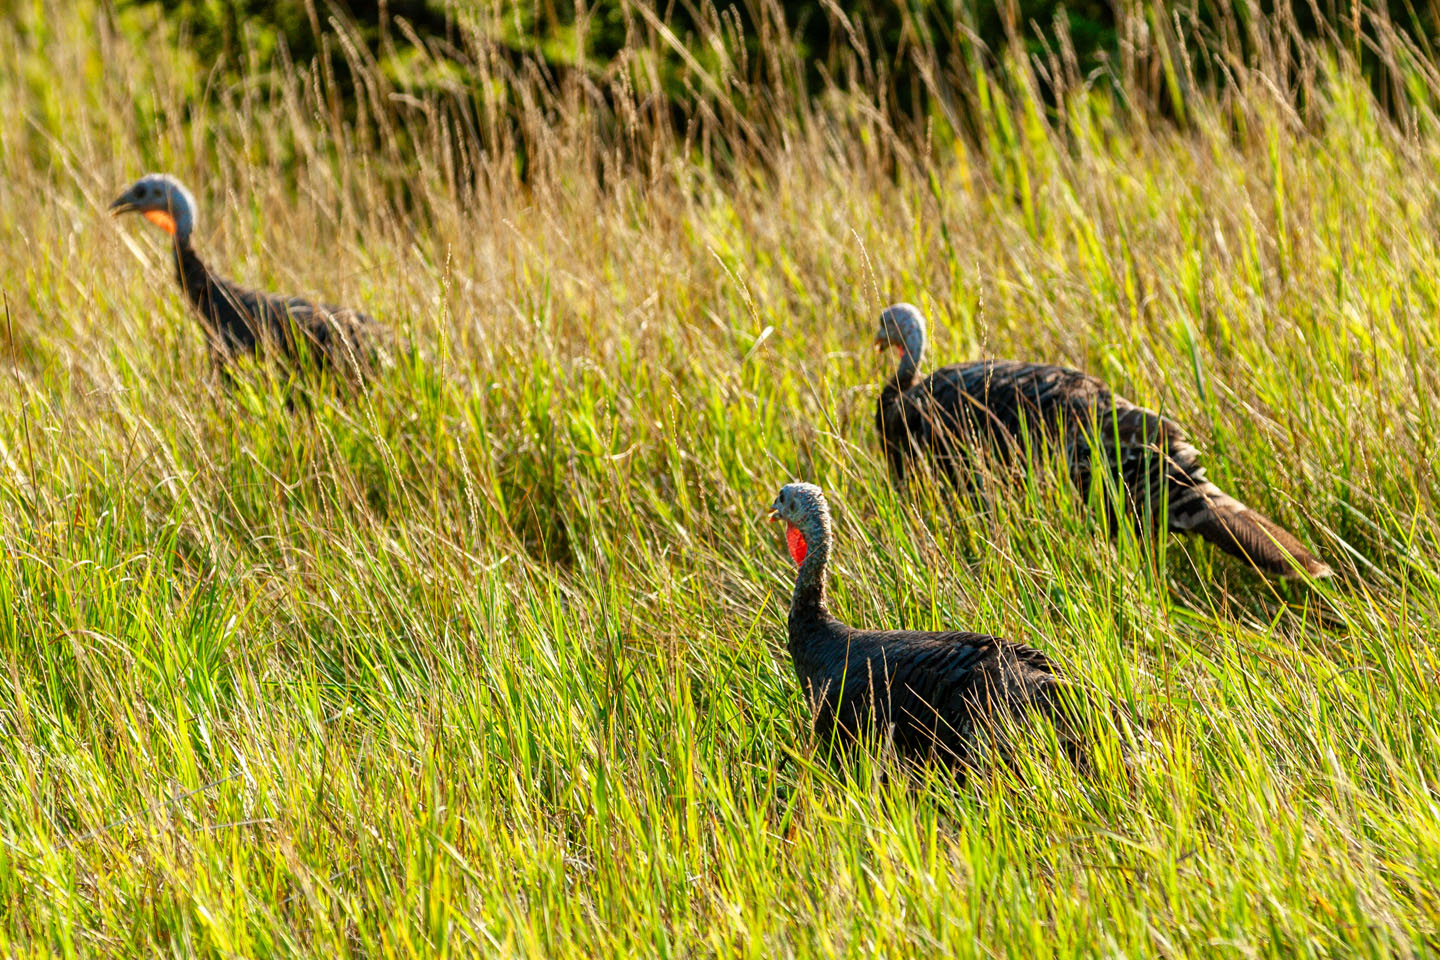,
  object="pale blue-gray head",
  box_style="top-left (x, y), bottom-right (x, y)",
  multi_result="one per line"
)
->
top-left (767, 481), bottom-right (832, 566)
top-left (110, 173), bottom-right (197, 242)
top-left (873, 302), bottom-right (927, 367)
